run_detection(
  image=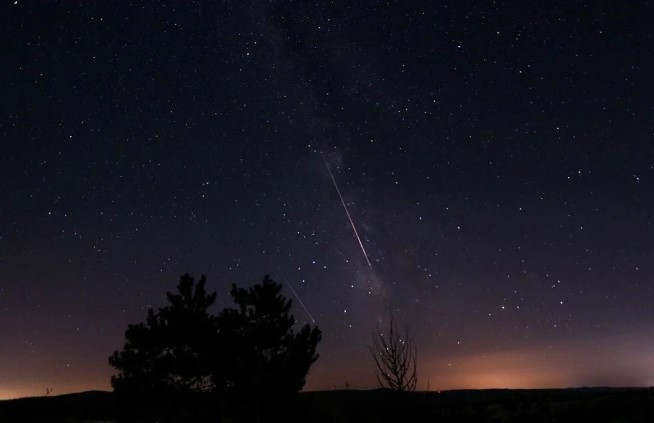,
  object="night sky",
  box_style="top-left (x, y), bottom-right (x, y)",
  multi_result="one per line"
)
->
top-left (2, 1), bottom-right (654, 399)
